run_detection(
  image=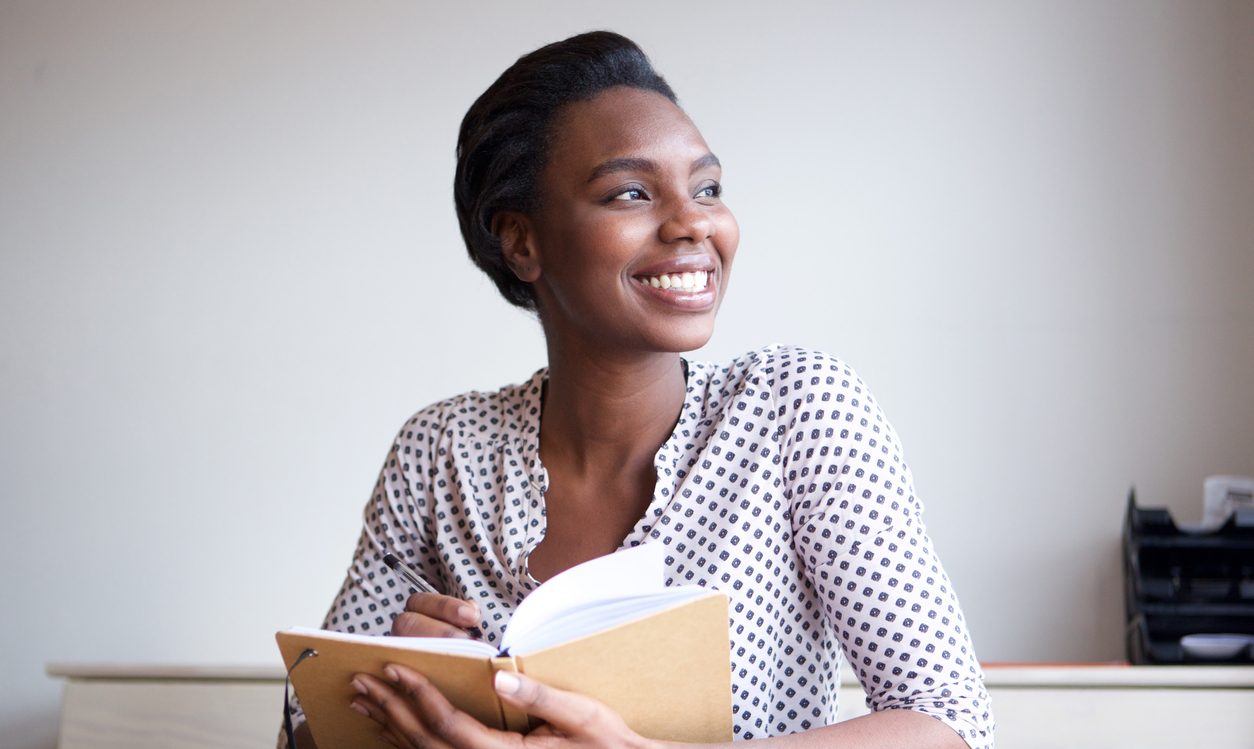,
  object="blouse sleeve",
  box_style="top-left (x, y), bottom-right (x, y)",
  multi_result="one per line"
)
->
top-left (320, 422), bottom-right (443, 635)
top-left (780, 352), bottom-right (995, 748)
